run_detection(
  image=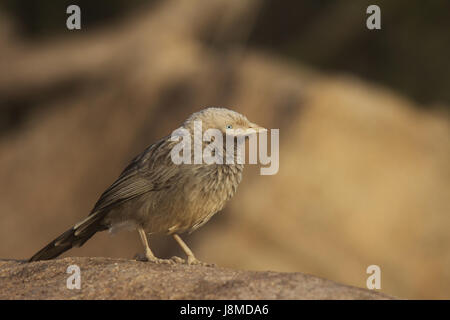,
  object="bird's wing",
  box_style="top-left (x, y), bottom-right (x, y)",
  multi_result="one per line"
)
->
top-left (90, 136), bottom-right (179, 214)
